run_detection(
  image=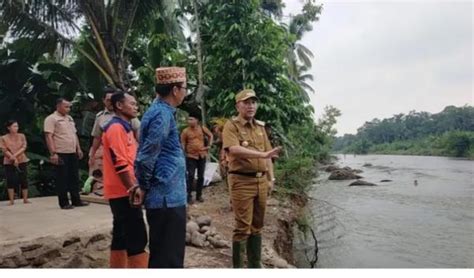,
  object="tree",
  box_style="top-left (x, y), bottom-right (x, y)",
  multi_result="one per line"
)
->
top-left (199, 0), bottom-right (314, 131)
top-left (1, 0), bottom-right (166, 89)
